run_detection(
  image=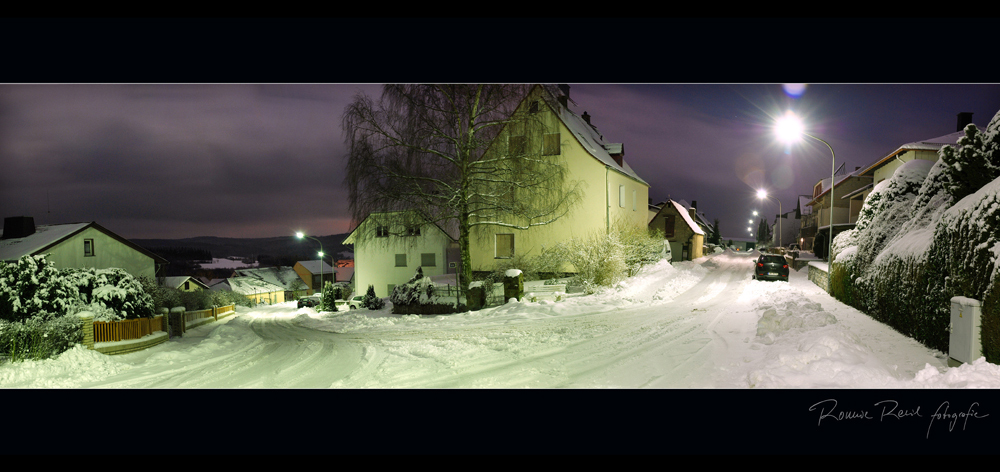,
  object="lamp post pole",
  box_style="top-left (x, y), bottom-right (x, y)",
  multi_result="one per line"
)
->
top-left (757, 190), bottom-right (783, 249)
top-left (296, 232), bottom-right (326, 295)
